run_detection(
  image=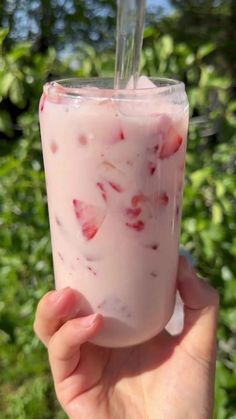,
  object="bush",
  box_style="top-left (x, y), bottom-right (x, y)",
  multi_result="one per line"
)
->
top-left (0, 26), bottom-right (235, 418)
